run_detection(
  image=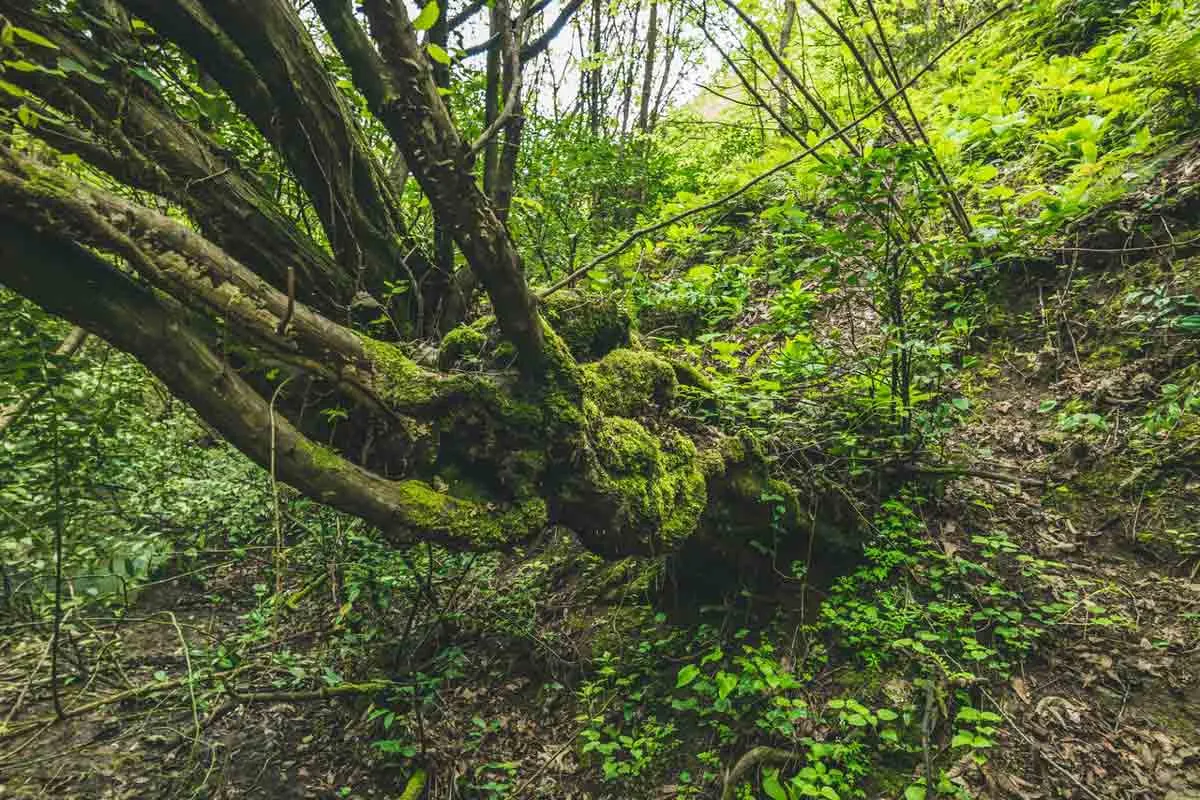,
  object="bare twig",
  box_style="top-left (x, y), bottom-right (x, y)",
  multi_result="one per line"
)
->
top-left (275, 266), bottom-right (295, 335)
top-left (0, 666), bottom-right (253, 741)
top-left (470, 0), bottom-right (533, 156)
top-left (0, 327), bottom-right (87, 438)
top-left (912, 462), bottom-right (1046, 488)
top-left (166, 611), bottom-right (201, 758)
